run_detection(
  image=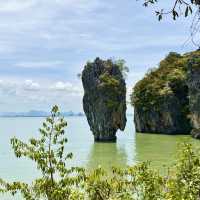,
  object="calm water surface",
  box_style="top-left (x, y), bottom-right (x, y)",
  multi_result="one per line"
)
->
top-left (0, 116), bottom-right (199, 199)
